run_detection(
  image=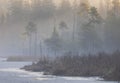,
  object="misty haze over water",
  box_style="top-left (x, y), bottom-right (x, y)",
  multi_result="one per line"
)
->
top-left (0, 0), bottom-right (120, 83)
